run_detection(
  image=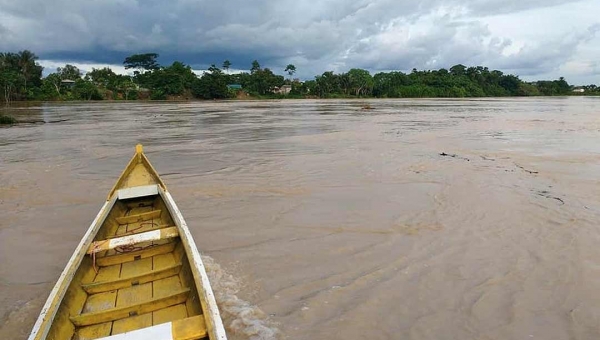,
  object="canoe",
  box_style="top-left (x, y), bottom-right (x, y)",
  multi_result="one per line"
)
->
top-left (29, 145), bottom-right (227, 340)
